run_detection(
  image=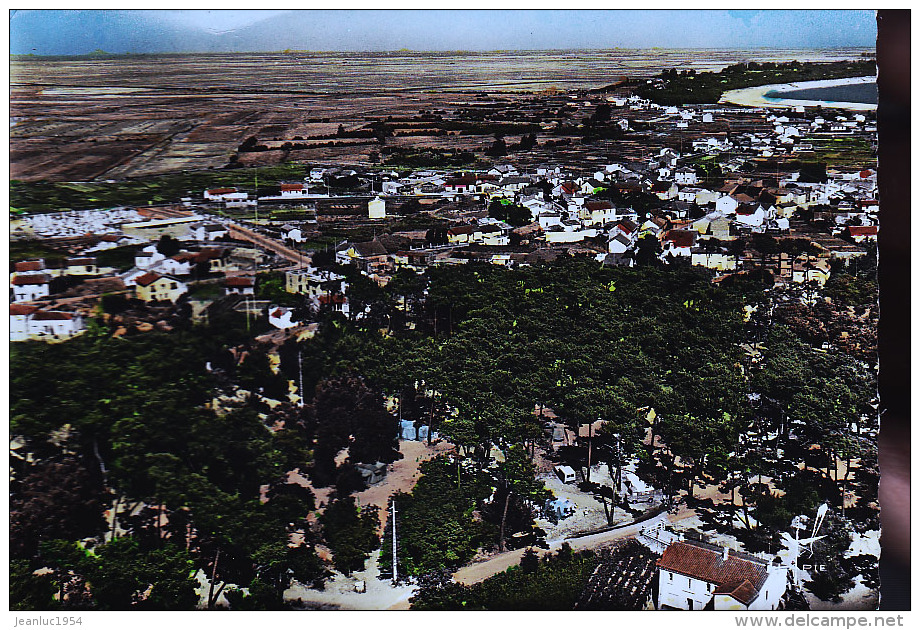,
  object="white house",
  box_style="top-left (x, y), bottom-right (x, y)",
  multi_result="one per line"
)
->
top-left (281, 224), bottom-right (305, 243)
top-left (488, 164), bottom-right (518, 178)
top-left (286, 267), bottom-right (347, 300)
top-left (716, 195), bottom-right (740, 215)
top-left (381, 181), bottom-right (403, 196)
top-left (538, 212), bottom-right (564, 230)
top-left (674, 167), bottom-right (699, 185)
top-left (368, 196), bottom-right (387, 219)
top-left (268, 306), bottom-right (298, 330)
top-left (135, 245), bottom-right (166, 270)
top-left (11, 274), bottom-right (51, 302)
top-left (11, 304), bottom-right (85, 342)
top-left (280, 183), bottom-right (309, 198)
top-left (156, 256), bottom-right (193, 276)
top-left (10, 304), bottom-right (37, 341)
top-left (735, 204), bottom-right (768, 229)
top-left (656, 540), bottom-right (787, 611)
top-left (25, 311), bottom-right (85, 340)
top-left (608, 233), bottom-right (633, 254)
top-left (64, 258), bottom-right (99, 276)
top-left (204, 187), bottom-right (248, 202)
top-left (545, 228), bottom-right (595, 244)
top-left (661, 230), bottom-right (696, 257)
top-left (193, 223), bottom-right (229, 241)
top-left (224, 276), bottom-right (255, 296)
top-left (691, 250), bottom-right (738, 271)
